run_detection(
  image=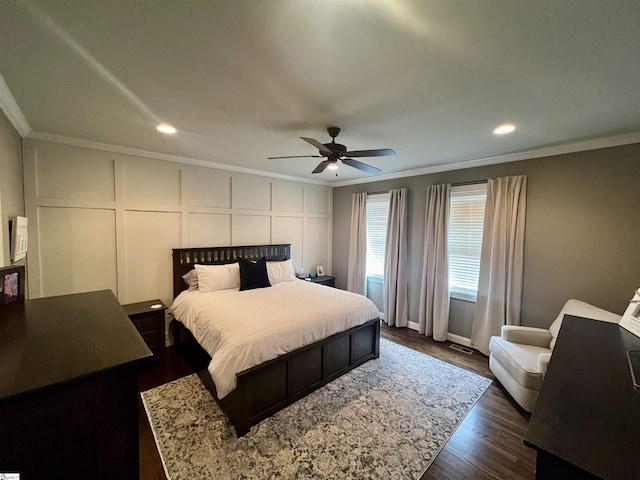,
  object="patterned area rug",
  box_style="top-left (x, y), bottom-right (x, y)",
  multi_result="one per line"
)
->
top-left (141, 339), bottom-right (491, 480)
